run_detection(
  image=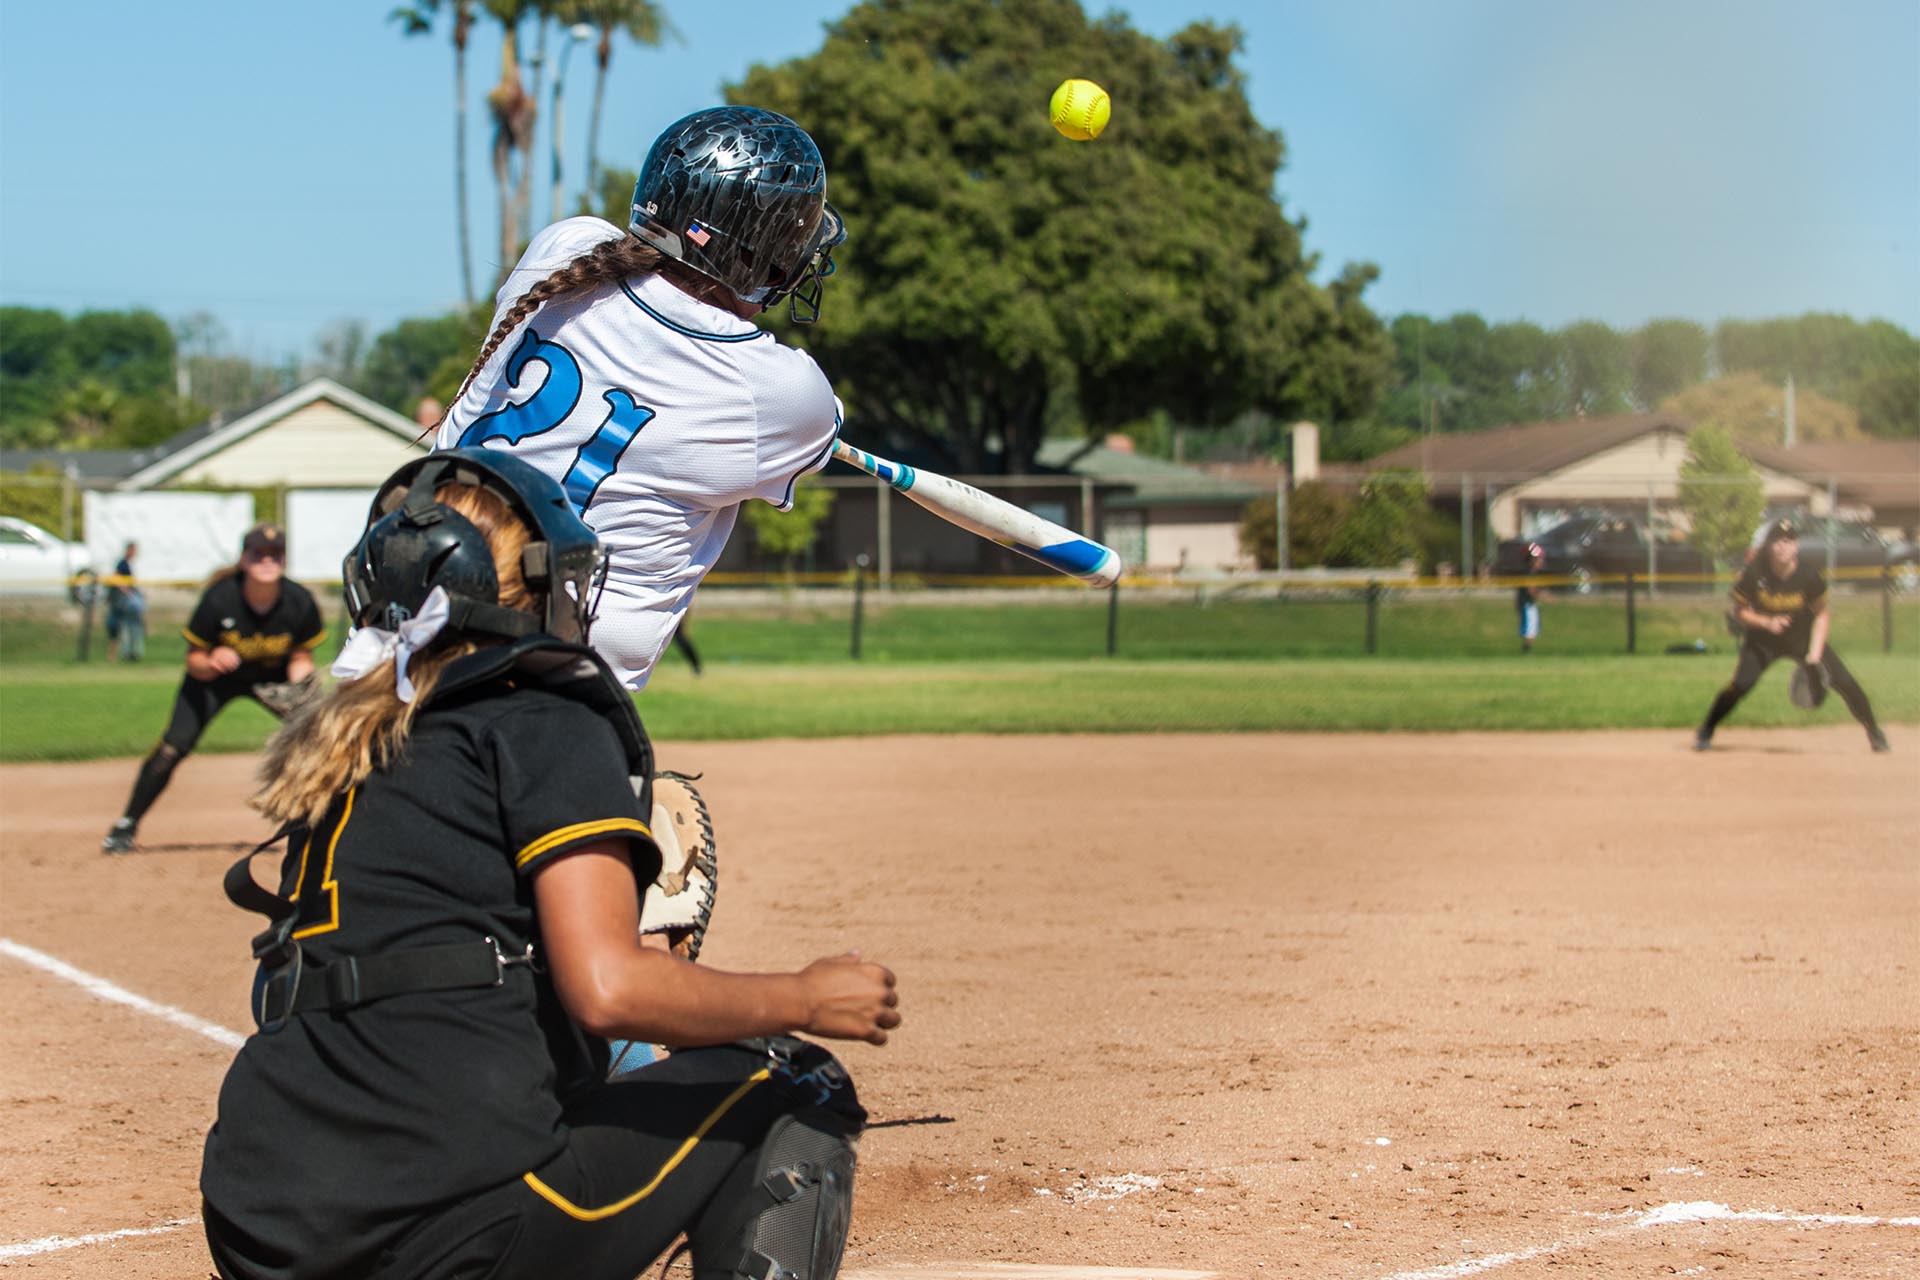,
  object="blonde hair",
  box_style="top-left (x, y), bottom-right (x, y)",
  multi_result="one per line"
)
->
top-left (253, 484), bottom-right (536, 825)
